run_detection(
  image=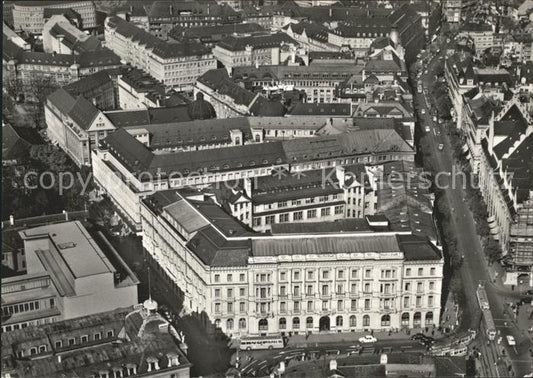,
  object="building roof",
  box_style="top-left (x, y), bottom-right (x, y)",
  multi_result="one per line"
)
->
top-left (198, 69), bottom-right (260, 109)
top-left (2, 123), bottom-right (44, 160)
top-left (281, 129), bottom-right (413, 163)
top-left (1, 305), bottom-right (190, 378)
top-left (101, 128), bottom-right (288, 177)
top-left (283, 21), bottom-right (330, 42)
top-left (288, 103), bottom-right (351, 116)
top-left (14, 48), bottom-right (121, 68)
top-left (104, 106), bottom-right (193, 127)
top-left (48, 21), bottom-right (101, 53)
top-left (331, 17), bottom-right (391, 37)
top-left (106, 16), bottom-right (211, 59)
top-left (63, 70), bottom-right (112, 97)
top-left (47, 88), bottom-right (100, 131)
top-left (169, 23), bottom-right (265, 43)
top-left (124, 117), bottom-right (251, 150)
top-left (216, 32), bottom-right (295, 52)
top-left (147, 0), bottom-right (238, 20)
top-left (19, 221), bottom-right (114, 279)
